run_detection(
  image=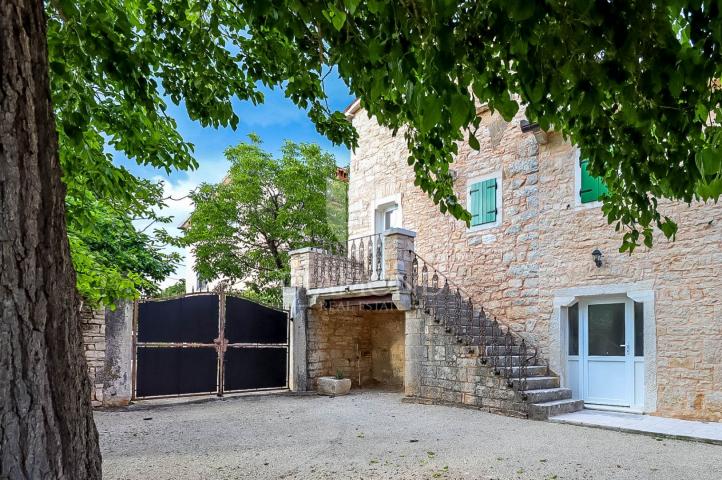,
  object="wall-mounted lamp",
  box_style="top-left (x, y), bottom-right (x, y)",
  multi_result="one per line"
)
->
top-left (592, 249), bottom-right (603, 268)
top-left (519, 119), bottom-right (548, 144)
